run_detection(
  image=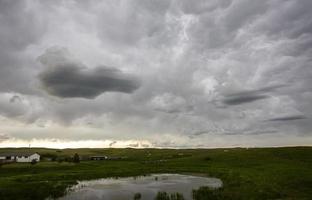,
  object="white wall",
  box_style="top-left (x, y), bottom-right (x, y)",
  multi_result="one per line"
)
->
top-left (16, 153), bottom-right (40, 162)
top-left (30, 153), bottom-right (40, 162)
